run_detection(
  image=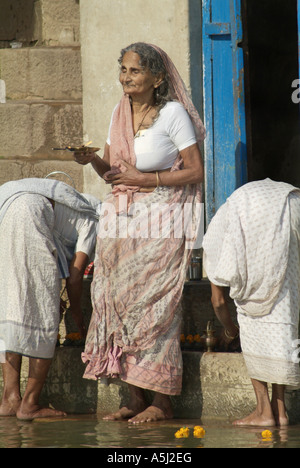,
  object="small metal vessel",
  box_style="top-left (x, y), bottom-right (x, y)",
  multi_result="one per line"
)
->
top-left (202, 321), bottom-right (218, 352)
